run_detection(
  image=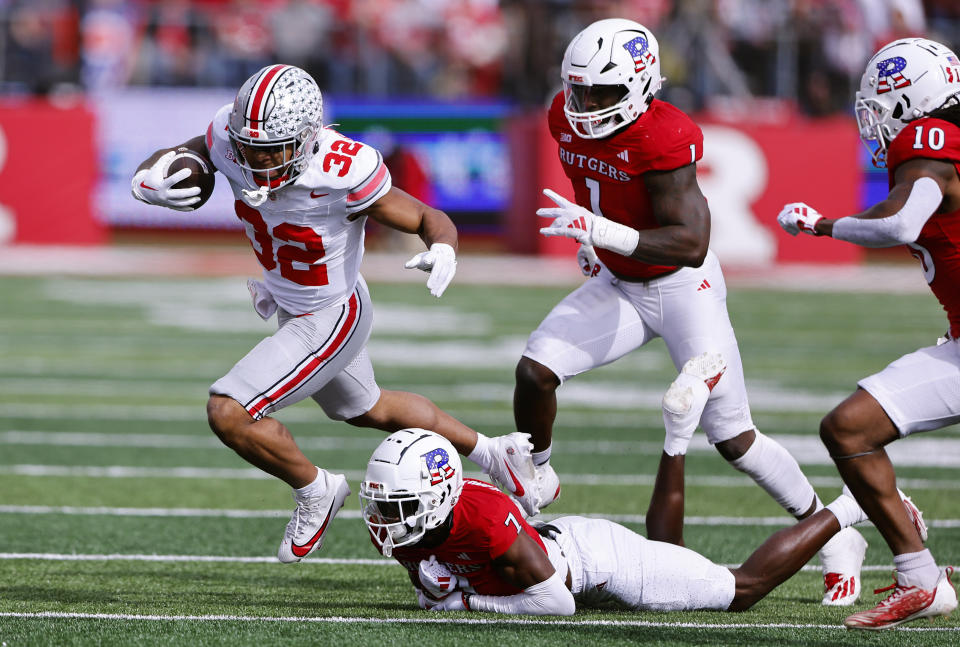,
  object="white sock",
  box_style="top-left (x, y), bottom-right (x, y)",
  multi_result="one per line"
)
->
top-left (467, 433), bottom-right (493, 472)
top-left (293, 466), bottom-right (324, 498)
top-left (894, 549), bottom-right (940, 589)
top-left (729, 431), bottom-right (817, 517)
top-left (532, 446), bottom-right (552, 467)
top-left (825, 494), bottom-right (867, 528)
